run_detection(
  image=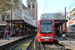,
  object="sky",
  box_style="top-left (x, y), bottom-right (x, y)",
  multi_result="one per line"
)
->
top-left (22, 0), bottom-right (73, 20)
